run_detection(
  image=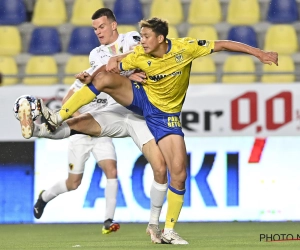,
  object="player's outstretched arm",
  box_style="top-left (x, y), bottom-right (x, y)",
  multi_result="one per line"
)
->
top-left (214, 40), bottom-right (278, 66)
